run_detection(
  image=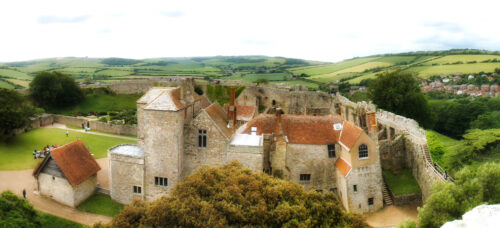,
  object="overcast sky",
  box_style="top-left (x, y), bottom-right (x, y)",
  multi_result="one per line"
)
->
top-left (1, 0), bottom-right (499, 63)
